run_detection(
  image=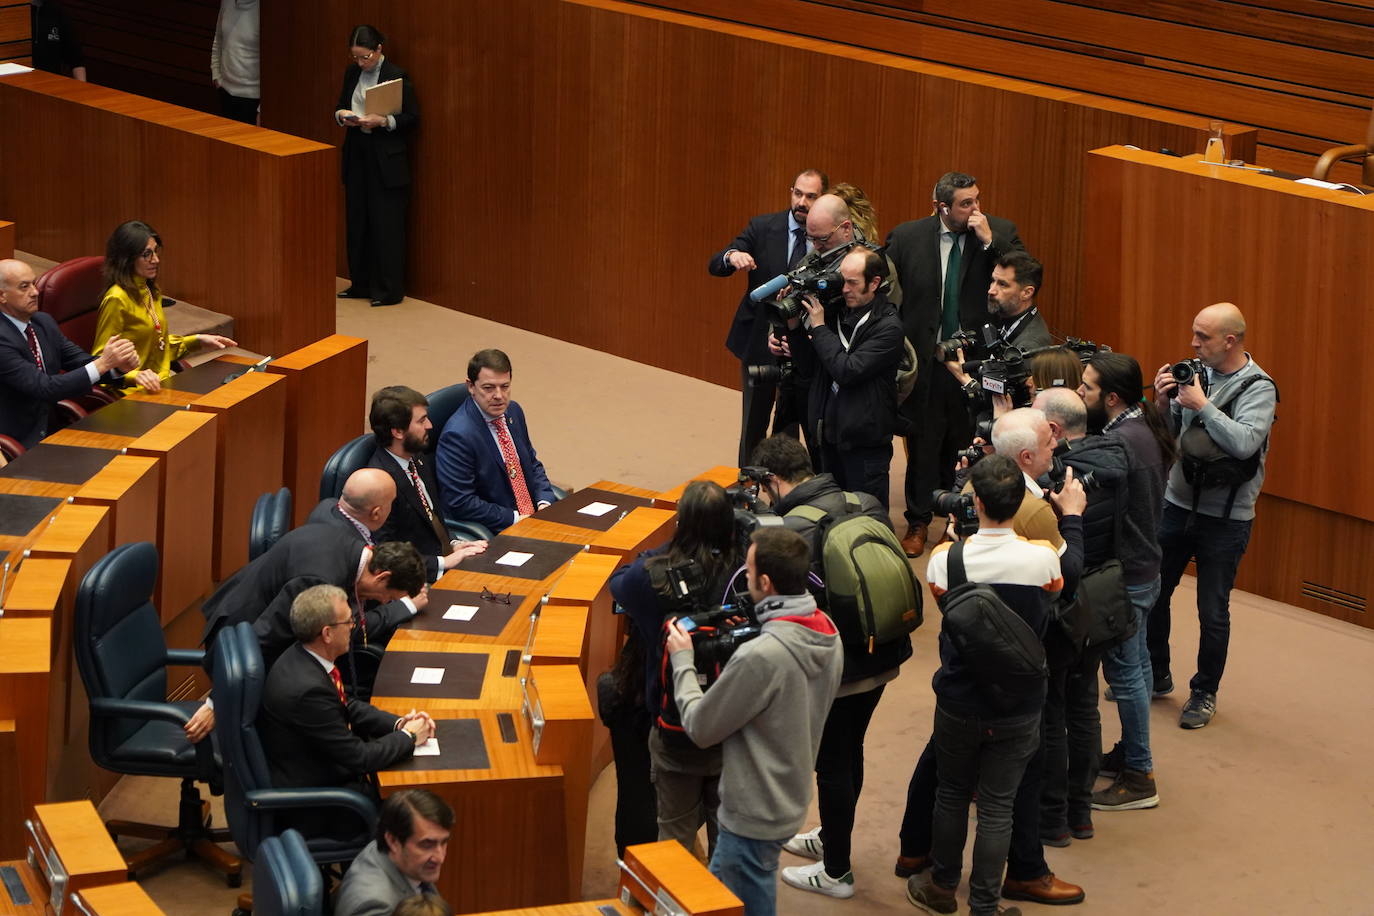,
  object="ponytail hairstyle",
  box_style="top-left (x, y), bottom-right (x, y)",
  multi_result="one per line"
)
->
top-left (1088, 352), bottom-right (1178, 466)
